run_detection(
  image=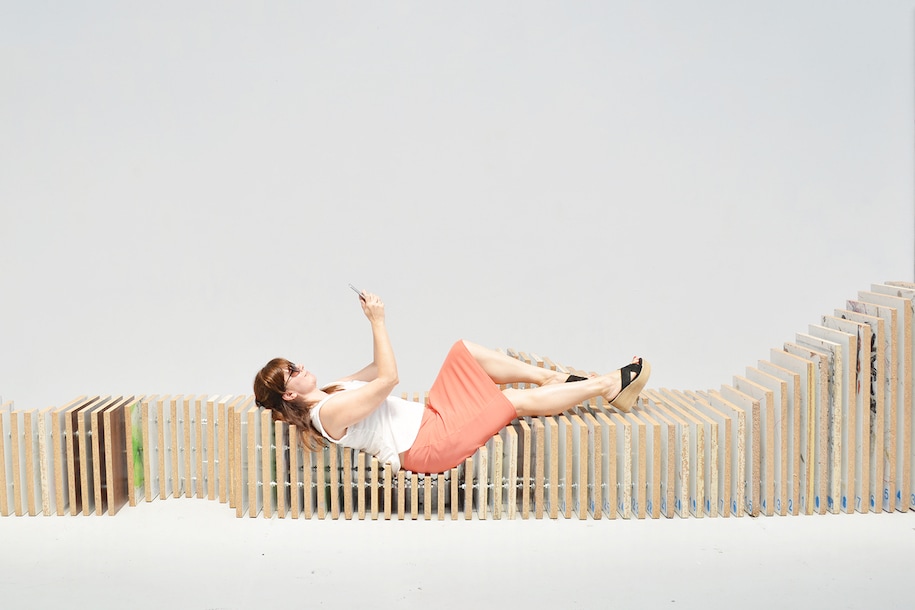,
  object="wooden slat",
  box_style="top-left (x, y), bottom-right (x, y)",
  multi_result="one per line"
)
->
top-left (156, 395), bottom-right (171, 501)
top-left (184, 395), bottom-right (200, 499)
top-left (289, 424), bottom-right (300, 519)
top-left (357, 451), bottom-right (366, 520)
top-left (876, 283), bottom-right (915, 510)
top-left (529, 418), bottom-right (543, 518)
top-left (846, 300), bottom-right (896, 513)
top-left (477, 445), bottom-right (488, 520)
top-left (169, 396), bottom-right (182, 500)
top-left (23, 409), bottom-right (40, 516)
top-left (370, 456), bottom-right (379, 520)
top-left (794, 334), bottom-right (842, 514)
top-left (836, 309), bottom-right (885, 513)
top-left (720, 384), bottom-right (760, 517)
top-left (823, 315), bottom-right (872, 513)
top-left (687, 391), bottom-right (731, 518)
top-left (490, 434), bottom-right (503, 520)
top-left (858, 290), bottom-right (912, 511)
top-left (757, 360), bottom-right (801, 515)
top-left (342, 448), bottom-right (353, 520)
top-left (704, 390), bottom-right (746, 518)
top-left (103, 396), bottom-right (131, 516)
top-left (81, 397), bottom-right (114, 515)
top-left (329, 444), bottom-right (339, 519)
top-left (633, 407), bottom-right (663, 519)
top-left (784, 342), bottom-right (830, 515)
top-left (744, 366), bottom-right (789, 516)
top-left (396, 468), bottom-right (405, 520)
top-left (516, 419), bottom-right (531, 519)
top-left (501, 425), bottom-right (517, 520)
top-left (657, 391), bottom-right (705, 518)
top-left (260, 408), bottom-right (273, 518)
top-left (275, 421), bottom-right (287, 519)
top-left (139, 395), bottom-right (156, 504)
top-left (315, 446), bottom-right (326, 519)
top-left (383, 463), bottom-right (392, 520)
top-left (808, 324), bottom-right (858, 513)
top-left (195, 395), bottom-right (206, 500)
top-left (733, 375), bottom-right (775, 516)
top-left (9, 408), bottom-right (23, 516)
top-left (38, 406), bottom-right (55, 515)
top-left (608, 410), bottom-right (633, 519)
top-left (643, 393), bottom-right (690, 518)
top-left (770, 348), bottom-right (817, 514)
top-left (556, 415), bottom-right (573, 519)
top-left (450, 466), bottom-right (458, 520)
top-left (0, 401), bottom-right (12, 516)
top-left (205, 396), bottom-right (218, 502)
